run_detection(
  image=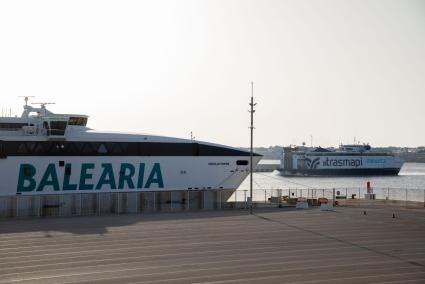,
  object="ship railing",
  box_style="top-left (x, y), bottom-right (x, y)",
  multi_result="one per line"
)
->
top-left (0, 189), bottom-right (238, 218)
top-left (245, 187), bottom-right (425, 209)
top-left (1, 187), bottom-right (423, 218)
